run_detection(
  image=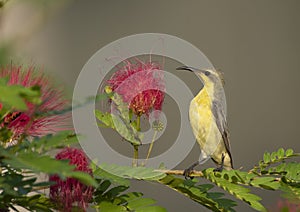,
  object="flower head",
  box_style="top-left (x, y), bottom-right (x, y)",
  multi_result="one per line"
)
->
top-left (49, 147), bottom-right (94, 212)
top-left (107, 60), bottom-right (165, 117)
top-left (272, 200), bottom-right (300, 212)
top-left (0, 65), bottom-right (71, 138)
